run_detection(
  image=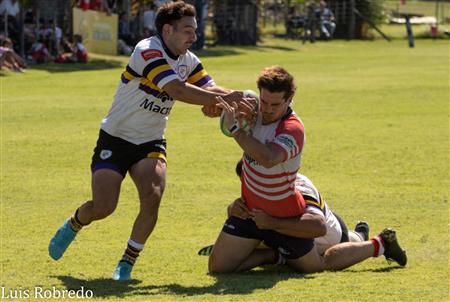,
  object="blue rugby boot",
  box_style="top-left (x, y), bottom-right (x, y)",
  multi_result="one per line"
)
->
top-left (112, 261), bottom-right (133, 281)
top-left (48, 219), bottom-right (77, 260)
